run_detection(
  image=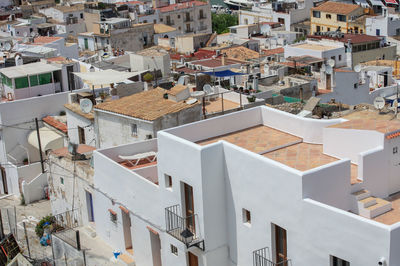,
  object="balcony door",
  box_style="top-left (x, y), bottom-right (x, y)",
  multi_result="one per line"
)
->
top-left (274, 224), bottom-right (287, 265)
top-left (184, 183), bottom-right (195, 232)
